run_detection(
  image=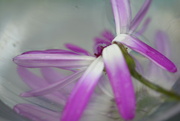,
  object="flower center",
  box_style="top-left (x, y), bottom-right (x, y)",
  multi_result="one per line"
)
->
top-left (94, 42), bottom-right (111, 57)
